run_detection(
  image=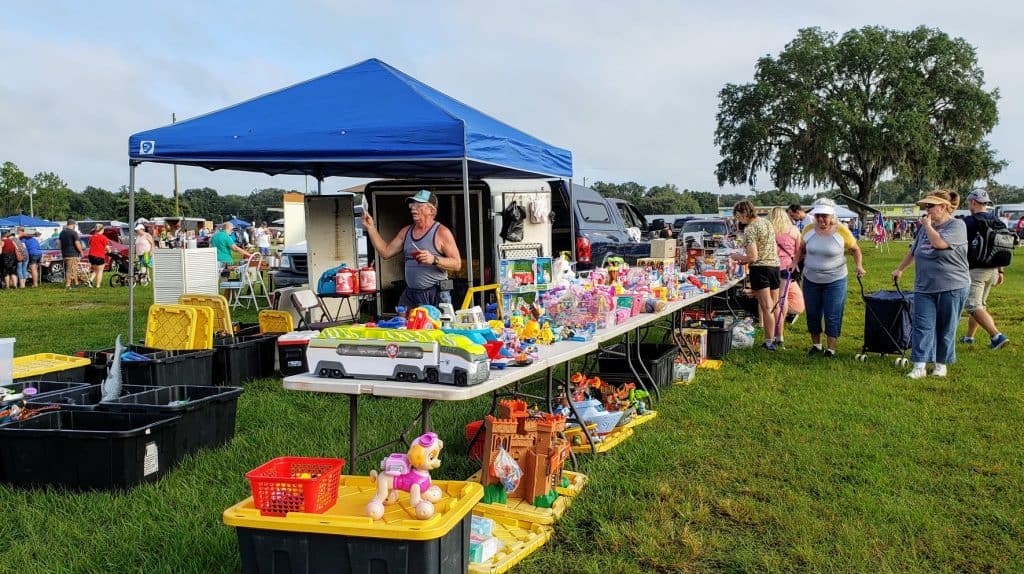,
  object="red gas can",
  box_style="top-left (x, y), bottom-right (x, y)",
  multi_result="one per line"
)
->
top-left (359, 266), bottom-right (377, 292)
top-left (335, 267), bottom-right (358, 295)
